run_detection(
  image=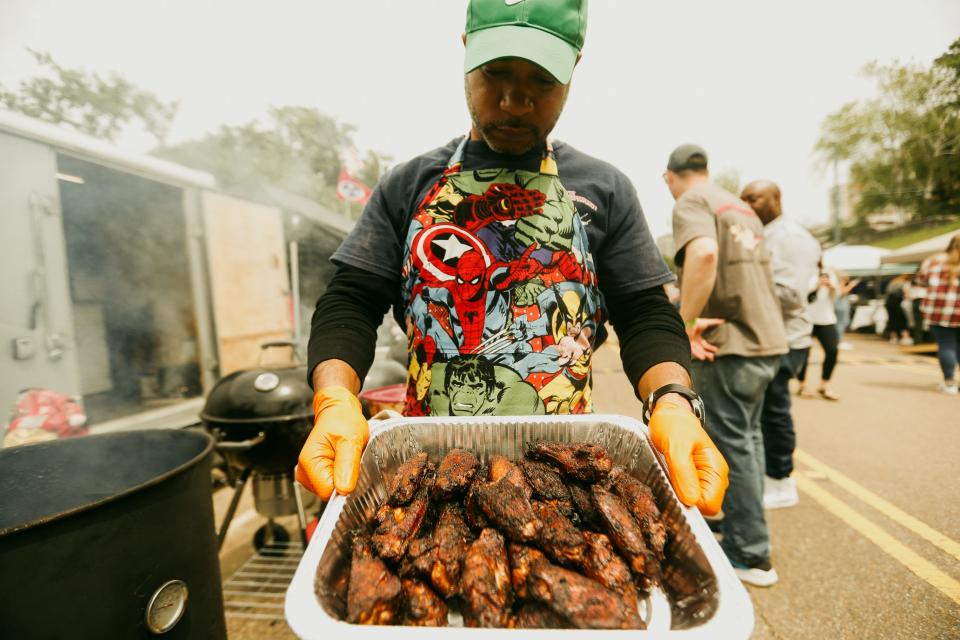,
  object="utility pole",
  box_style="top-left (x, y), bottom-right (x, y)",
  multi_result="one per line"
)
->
top-left (831, 157), bottom-right (842, 245)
